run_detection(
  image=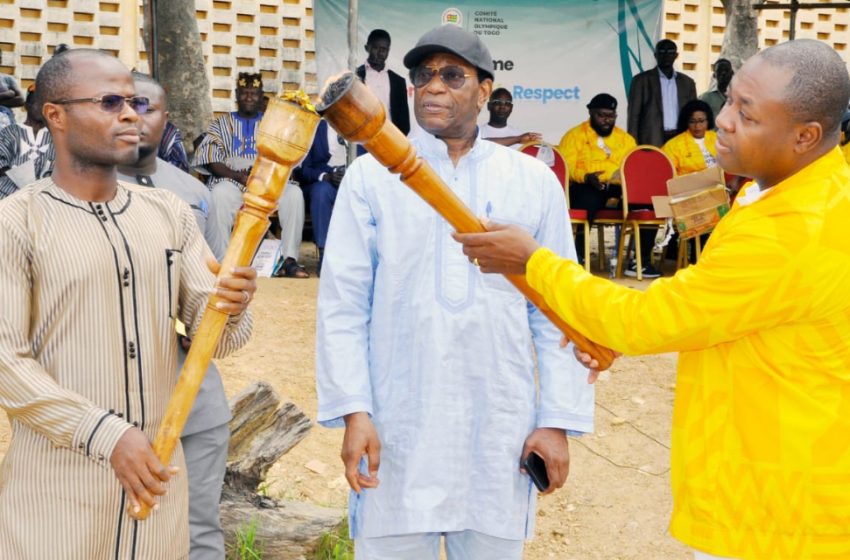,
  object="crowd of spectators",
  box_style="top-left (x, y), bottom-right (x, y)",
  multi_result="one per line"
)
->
top-left (2, 36), bottom-right (849, 281)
